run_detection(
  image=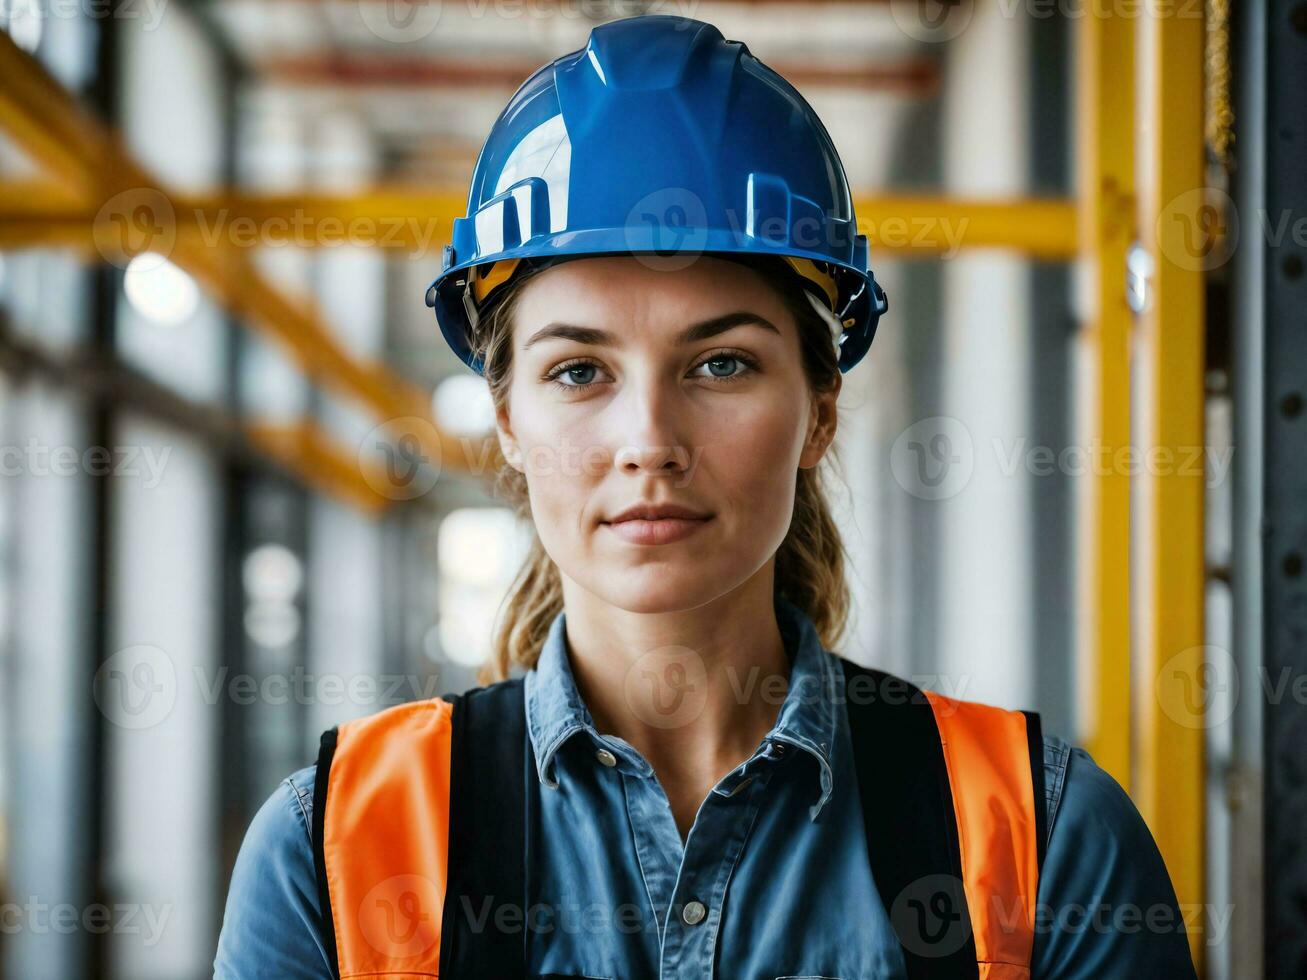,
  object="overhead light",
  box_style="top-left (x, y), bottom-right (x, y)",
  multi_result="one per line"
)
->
top-left (432, 374), bottom-right (496, 437)
top-left (243, 543), bottom-right (304, 603)
top-left (438, 507), bottom-right (522, 589)
top-left (436, 507), bottom-right (531, 666)
top-left (123, 253), bottom-right (200, 326)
